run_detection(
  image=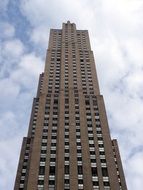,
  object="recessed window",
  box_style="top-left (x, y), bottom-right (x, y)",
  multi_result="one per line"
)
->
top-left (78, 165), bottom-right (83, 174)
top-left (65, 165), bottom-right (70, 174)
top-left (92, 167), bottom-right (98, 176)
top-left (102, 167), bottom-right (108, 177)
top-left (39, 166), bottom-right (45, 175)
